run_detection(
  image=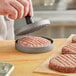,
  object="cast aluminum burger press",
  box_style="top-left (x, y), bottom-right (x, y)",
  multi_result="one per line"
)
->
top-left (15, 15), bottom-right (54, 53)
top-left (15, 15), bottom-right (50, 35)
